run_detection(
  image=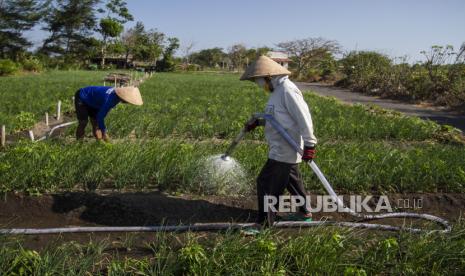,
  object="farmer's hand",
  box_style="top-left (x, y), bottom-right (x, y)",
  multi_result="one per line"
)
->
top-left (302, 146), bottom-right (316, 162)
top-left (244, 118), bottom-right (263, 132)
